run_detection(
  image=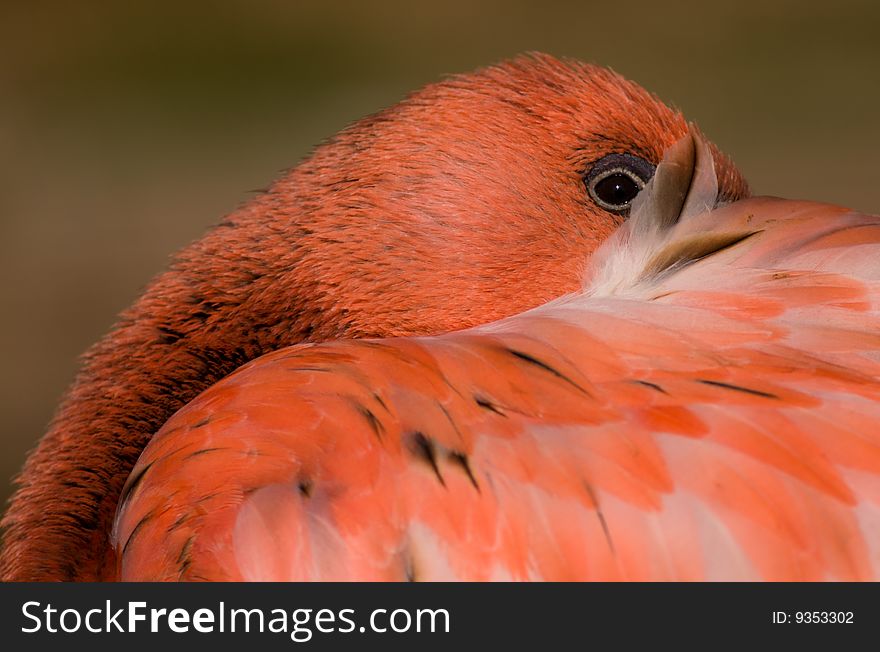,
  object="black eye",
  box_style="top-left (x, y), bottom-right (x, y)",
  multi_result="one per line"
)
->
top-left (584, 153), bottom-right (655, 214)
